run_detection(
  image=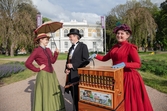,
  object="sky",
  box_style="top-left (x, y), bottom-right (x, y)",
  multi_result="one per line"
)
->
top-left (32, 0), bottom-right (165, 24)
